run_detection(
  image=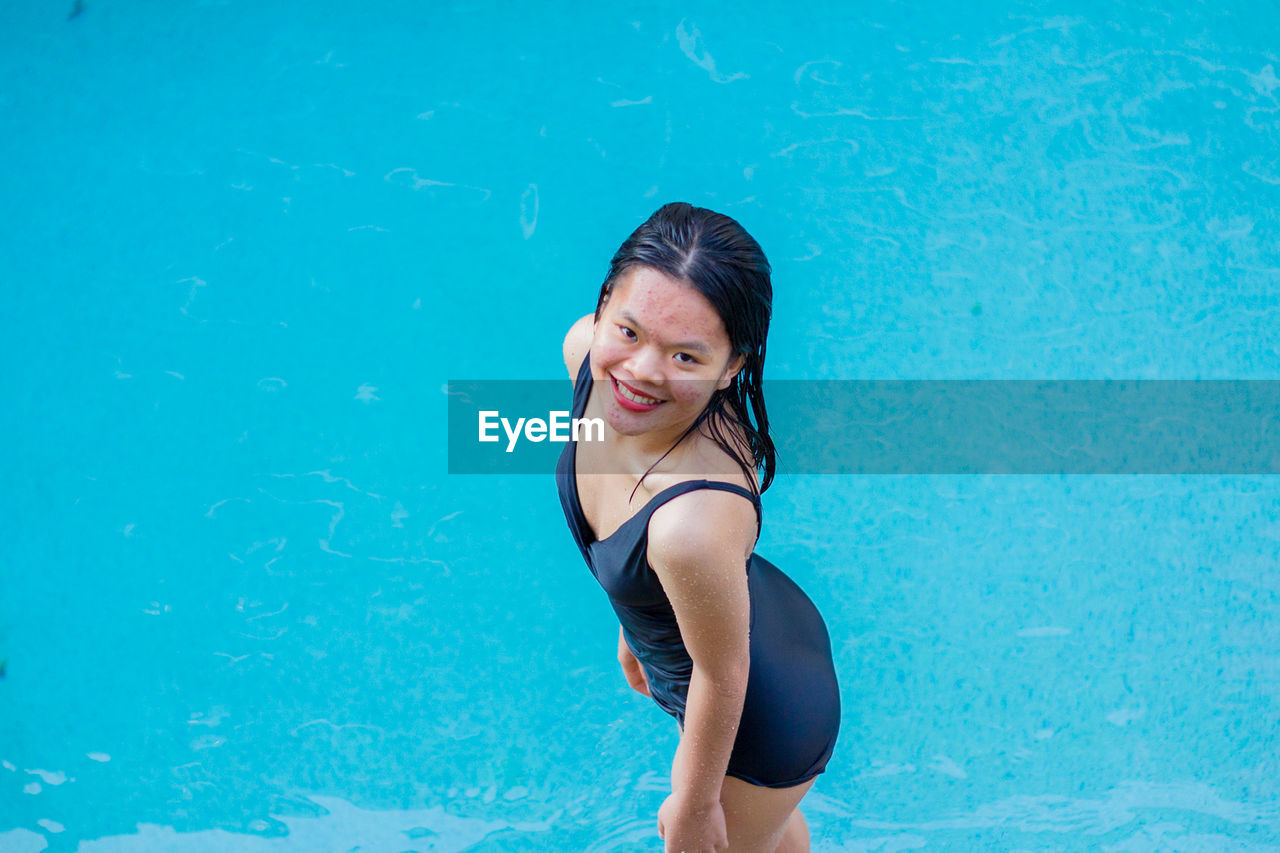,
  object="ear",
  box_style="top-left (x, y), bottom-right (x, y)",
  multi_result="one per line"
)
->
top-left (716, 353), bottom-right (745, 391)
